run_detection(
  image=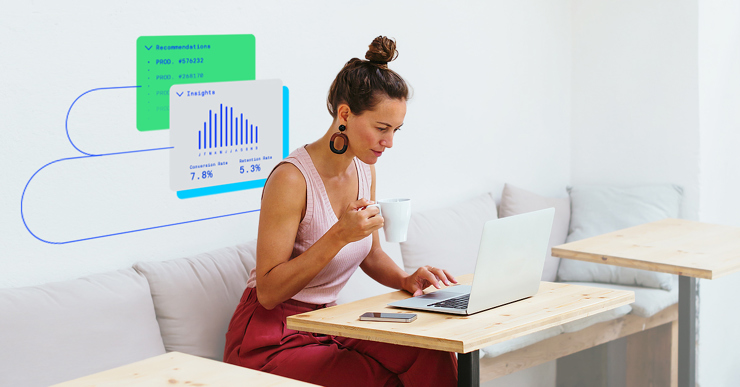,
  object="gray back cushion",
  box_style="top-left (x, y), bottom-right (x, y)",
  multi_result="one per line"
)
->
top-left (134, 240), bottom-right (257, 361)
top-left (0, 269), bottom-right (165, 387)
top-left (557, 184), bottom-right (682, 290)
top-left (400, 192), bottom-right (499, 276)
top-left (499, 184), bottom-right (571, 282)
